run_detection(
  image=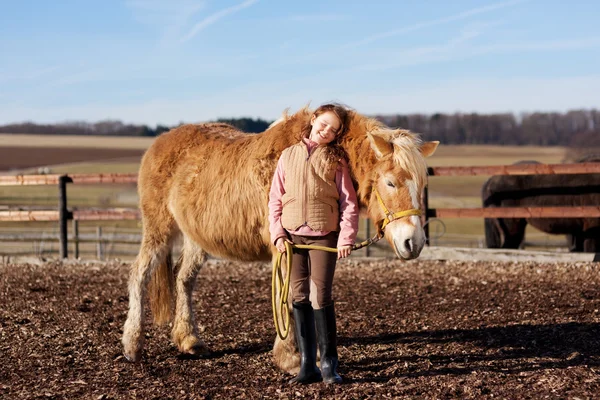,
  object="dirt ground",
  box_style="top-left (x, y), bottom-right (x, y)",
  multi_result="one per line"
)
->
top-left (1, 257), bottom-right (600, 399)
top-left (0, 147), bottom-right (144, 172)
